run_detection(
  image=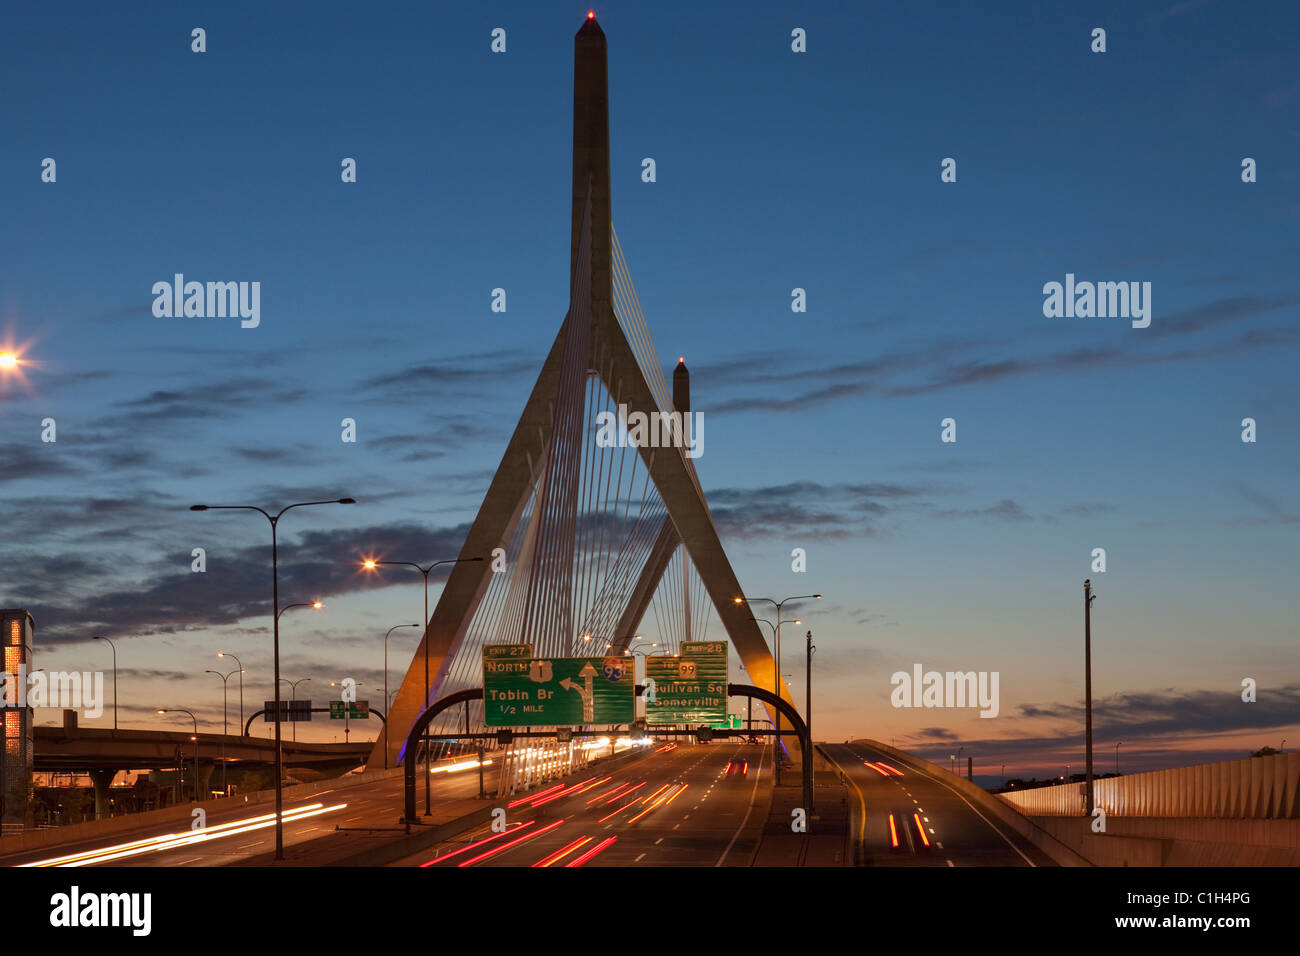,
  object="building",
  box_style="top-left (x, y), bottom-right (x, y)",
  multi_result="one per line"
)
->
top-left (1, 609), bottom-right (35, 832)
